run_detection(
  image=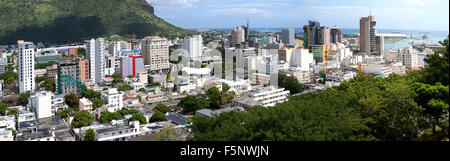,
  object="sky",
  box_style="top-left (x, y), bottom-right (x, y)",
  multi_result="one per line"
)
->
top-left (146, 0), bottom-right (449, 31)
